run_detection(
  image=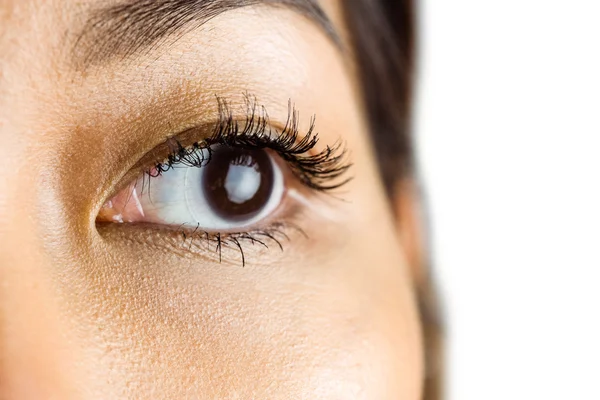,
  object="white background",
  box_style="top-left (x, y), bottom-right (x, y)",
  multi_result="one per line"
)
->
top-left (415, 1), bottom-right (600, 399)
